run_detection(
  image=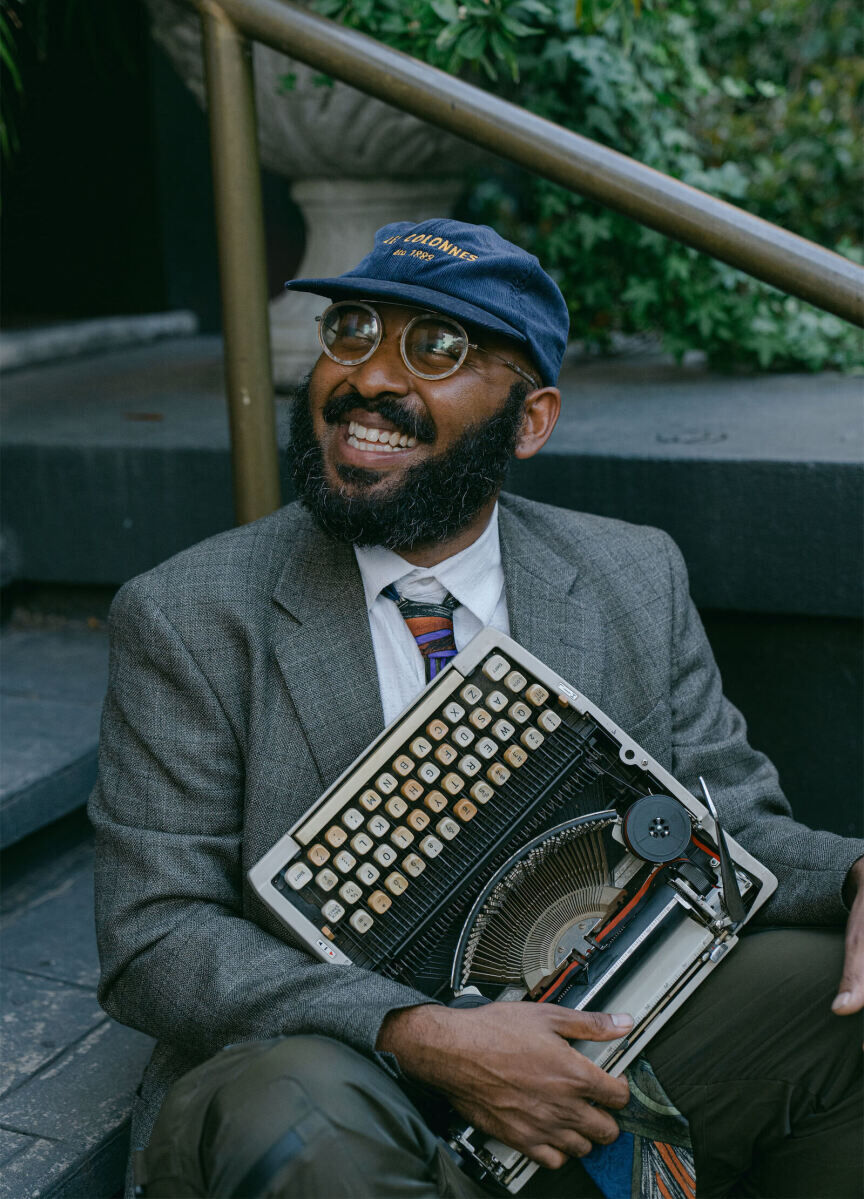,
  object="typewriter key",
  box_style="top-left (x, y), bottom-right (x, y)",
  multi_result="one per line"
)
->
top-left (434, 744), bottom-right (458, 766)
top-left (342, 807), bottom-right (364, 830)
top-left (453, 799), bottom-right (477, 822)
top-left (385, 796), bottom-right (408, 819)
top-left (538, 710), bottom-right (561, 732)
top-left (443, 701), bottom-right (465, 723)
top-left (407, 809), bottom-right (430, 832)
top-left (525, 683), bottom-right (549, 706)
top-left (417, 762), bottom-right (440, 785)
top-left (419, 834), bottom-right (444, 857)
top-left (350, 832), bottom-right (373, 856)
top-left (368, 890), bottom-right (392, 914)
top-left (470, 781), bottom-right (494, 804)
top-left (393, 755), bottom-right (414, 777)
top-left (424, 791), bottom-right (448, 814)
top-left (458, 755), bottom-right (481, 777)
top-left (452, 725), bottom-right (474, 747)
top-left (436, 817), bottom-right (460, 840)
top-left (504, 671), bottom-right (527, 692)
top-left (486, 690), bottom-right (508, 712)
top-left (333, 850), bottom-right (357, 873)
top-left (307, 843), bottom-right (330, 867)
top-left (367, 814), bottom-right (390, 838)
top-left (376, 773), bottom-right (398, 794)
top-left (390, 826), bottom-right (414, 850)
top-left (358, 789), bottom-right (381, 811)
top-left (402, 853), bottom-right (426, 877)
top-left (521, 727), bottom-right (544, 751)
top-left (410, 736), bottom-right (432, 758)
top-left (461, 684), bottom-right (483, 705)
top-left (373, 844), bottom-right (398, 867)
top-left (482, 654), bottom-right (510, 681)
top-left (475, 737), bottom-right (498, 760)
top-left (322, 900), bottom-right (345, 923)
top-left (427, 719), bottom-right (448, 740)
top-left (509, 702), bottom-right (531, 724)
top-left (350, 910), bottom-right (374, 934)
top-left (356, 862), bottom-right (379, 886)
top-left (324, 826), bottom-right (348, 848)
top-left (492, 719), bottom-right (515, 741)
top-left (503, 745), bottom-right (527, 768)
top-left (442, 773), bottom-right (465, 795)
top-left (385, 872), bottom-right (409, 895)
top-left (284, 862), bottom-right (313, 890)
top-left (400, 779), bottom-right (424, 801)
top-left (487, 763), bottom-right (511, 786)
top-left (315, 868), bottom-right (339, 892)
top-left (468, 708), bottom-right (492, 729)
top-left (339, 881), bottom-right (362, 904)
